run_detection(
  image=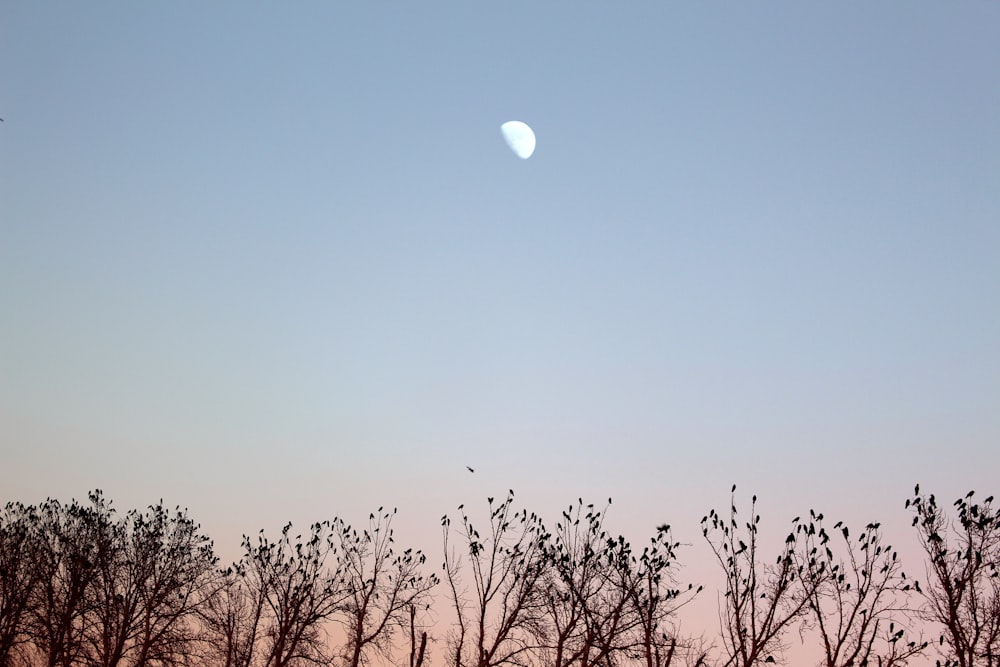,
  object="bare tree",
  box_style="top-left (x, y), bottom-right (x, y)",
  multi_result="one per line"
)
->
top-left (628, 522), bottom-right (705, 667)
top-left (25, 491), bottom-right (118, 667)
top-left (701, 487), bottom-right (810, 667)
top-left (908, 486), bottom-right (1000, 667)
top-left (1, 502), bottom-right (43, 666)
top-left (82, 510), bottom-right (130, 667)
top-left (406, 602), bottom-right (429, 667)
top-left (442, 492), bottom-right (548, 667)
top-left (537, 499), bottom-right (704, 667)
top-left (83, 500), bottom-right (218, 667)
top-left (793, 509), bottom-right (926, 667)
top-left (538, 499), bottom-right (634, 667)
top-left (333, 507), bottom-right (438, 667)
top-left (195, 566), bottom-right (263, 667)
top-left (237, 521), bottom-right (349, 667)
